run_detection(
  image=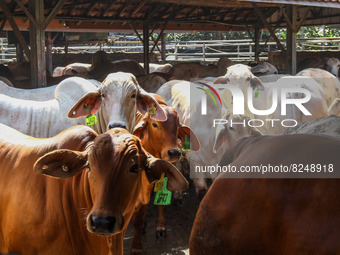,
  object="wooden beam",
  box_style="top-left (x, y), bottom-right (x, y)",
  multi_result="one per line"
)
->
top-left (286, 4), bottom-right (297, 75)
top-left (29, 0), bottom-right (46, 87)
top-left (43, 0), bottom-right (67, 28)
top-left (252, 3), bottom-right (285, 52)
top-left (131, 0), bottom-right (147, 17)
top-left (296, 6), bottom-right (311, 32)
top-left (46, 32), bottom-right (53, 76)
top-left (0, 1), bottom-right (30, 60)
top-left (130, 22), bottom-right (143, 43)
top-left (254, 27), bottom-right (260, 62)
top-left (143, 22), bottom-right (149, 74)
top-left (0, 18), bottom-right (7, 32)
top-left (13, 0), bottom-right (39, 28)
top-left (150, 22), bottom-right (167, 54)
